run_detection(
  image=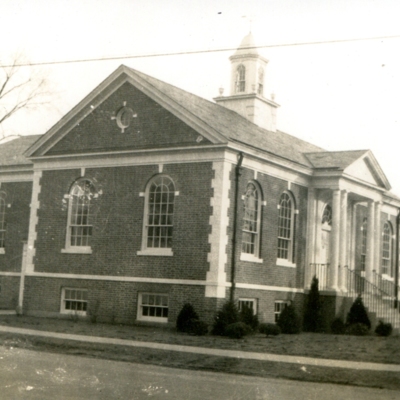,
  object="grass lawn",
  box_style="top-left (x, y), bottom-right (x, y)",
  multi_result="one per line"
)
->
top-left (0, 315), bottom-right (399, 390)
